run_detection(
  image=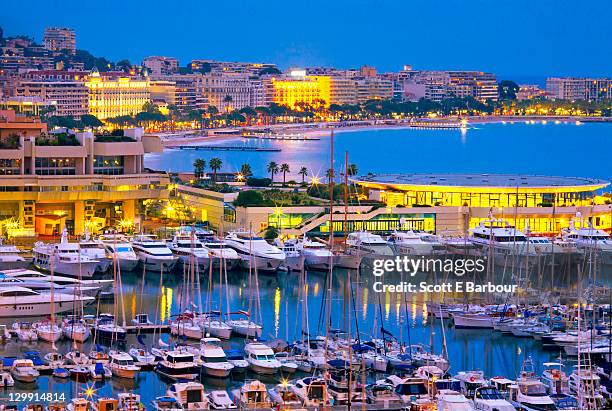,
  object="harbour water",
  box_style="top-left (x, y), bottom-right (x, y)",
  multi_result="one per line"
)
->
top-left (1, 263), bottom-right (603, 406)
top-left (145, 122), bottom-right (612, 181)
